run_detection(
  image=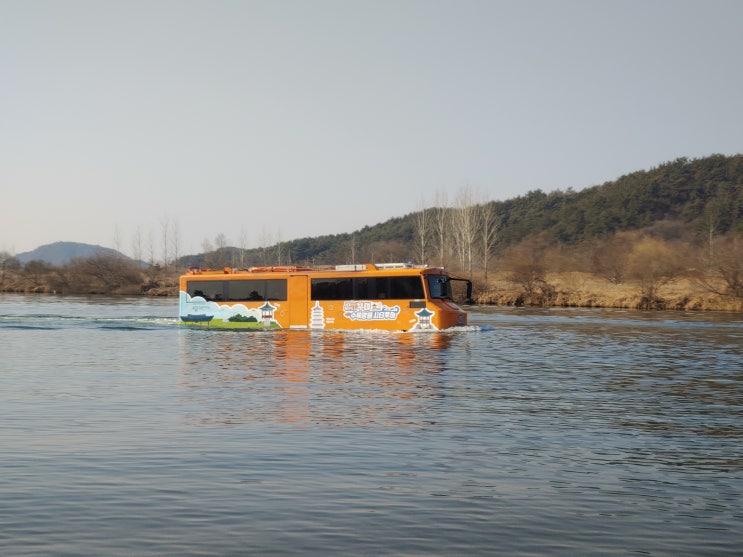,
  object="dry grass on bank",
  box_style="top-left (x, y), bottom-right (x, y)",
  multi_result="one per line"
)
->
top-left (3, 266), bottom-right (742, 312)
top-left (0, 270), bottom-right (181, 297)
top-left (476, 271), bottom-right (743, 312)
